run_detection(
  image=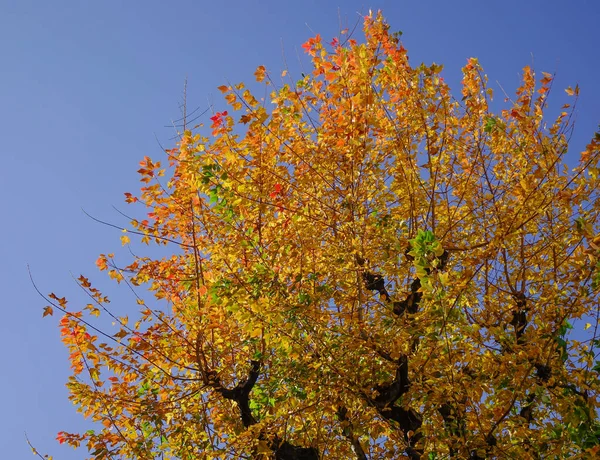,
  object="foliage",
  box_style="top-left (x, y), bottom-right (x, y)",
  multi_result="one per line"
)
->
top-left (43, 11), bottom-right (600, 459)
